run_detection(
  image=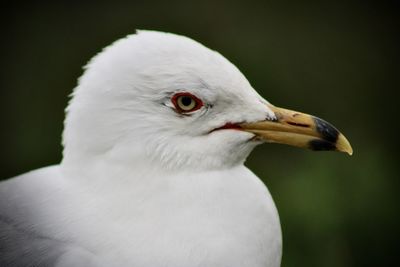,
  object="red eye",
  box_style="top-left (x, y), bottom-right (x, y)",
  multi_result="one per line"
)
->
top-left (171, 92), bottom-right (203, 113)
